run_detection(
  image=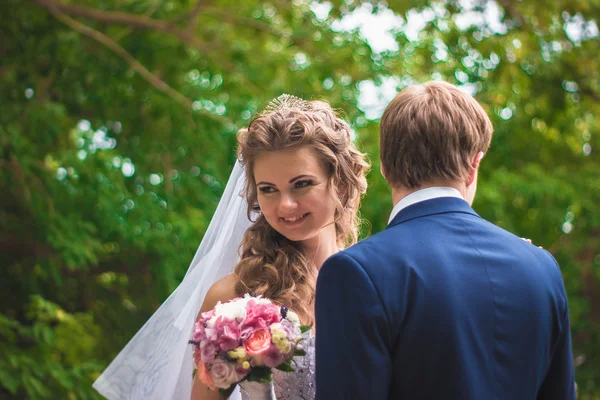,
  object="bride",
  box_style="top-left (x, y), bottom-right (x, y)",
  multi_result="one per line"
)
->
top-left (93, 95), bottom-right (369, 400)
